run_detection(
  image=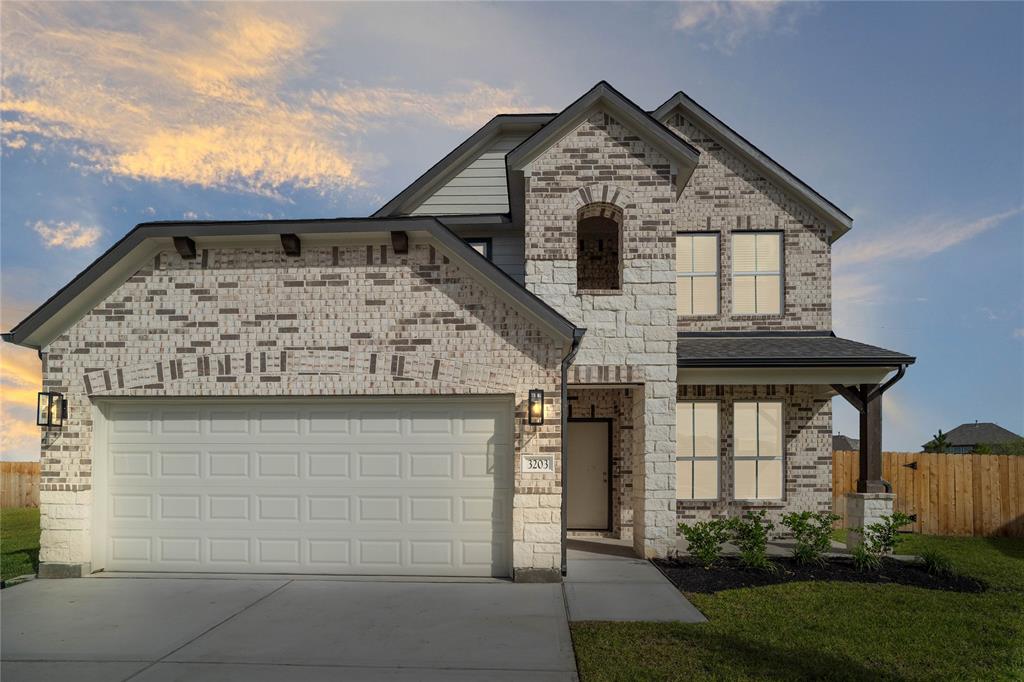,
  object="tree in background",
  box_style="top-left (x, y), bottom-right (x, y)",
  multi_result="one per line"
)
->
top-left (975, 439), bottom-right (1024, 456)
top-left (923, 429), bottom-right (949, 453)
